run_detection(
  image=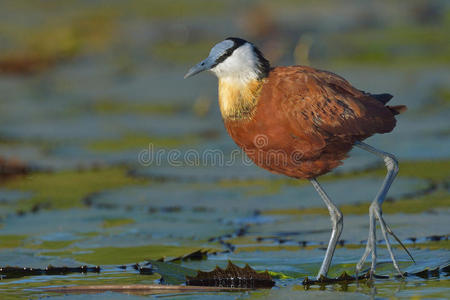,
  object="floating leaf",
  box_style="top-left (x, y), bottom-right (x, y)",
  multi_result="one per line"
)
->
top-left (186, 261), bottom-right (274, 288)
top-left (304, 272), bottom-right (372, 286)
top-left (442, 264), bottom-right (450, 274)
top-left (167, 249), bottom-right (209, 262)
top-left (266, 270), bottom-right (293, 280)
top-left (0, 157), bottom-right (28, 180)
top-left (148, 260), bottom-right (197, 285)
top-left (302, 266), bottom-right (450, 286)
top-left (66, 245), bottom-right (206, 265)
top-left (0, 167), bottom-right (148, 211)
top-left (407, 267), bottom-right (440, 279)
top-left (0, 265), bottom-right (100, 280)
top-left (101, 218), bottom-right (135, 228)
